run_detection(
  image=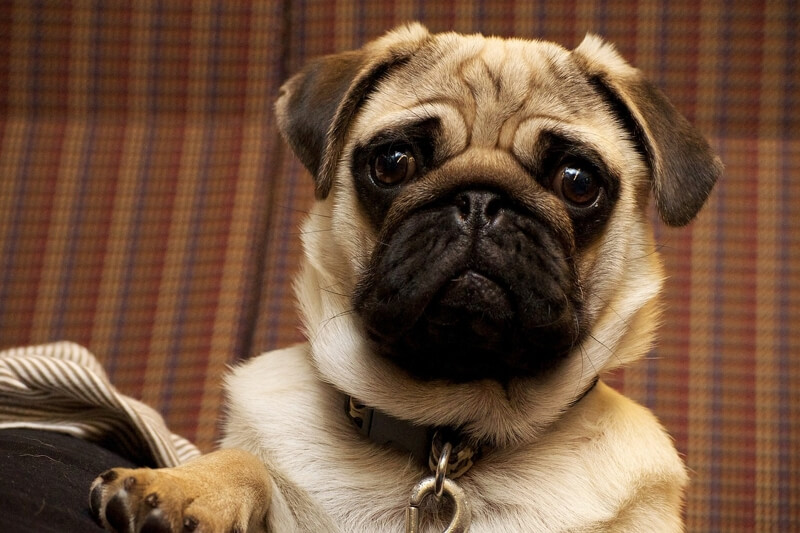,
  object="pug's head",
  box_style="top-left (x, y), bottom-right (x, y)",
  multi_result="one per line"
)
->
top-left (276, 24), bottom-right (721, 445)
